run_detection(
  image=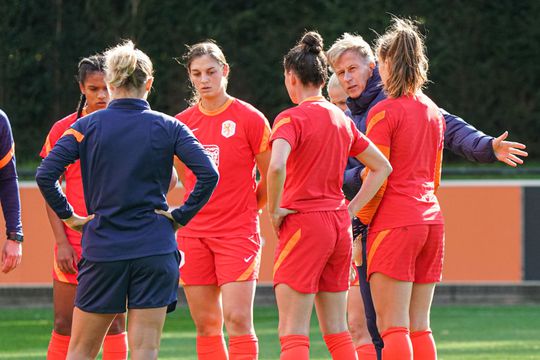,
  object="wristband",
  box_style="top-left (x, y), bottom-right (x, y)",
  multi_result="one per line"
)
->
top-left (7, 232), bottom-right (23, 243)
